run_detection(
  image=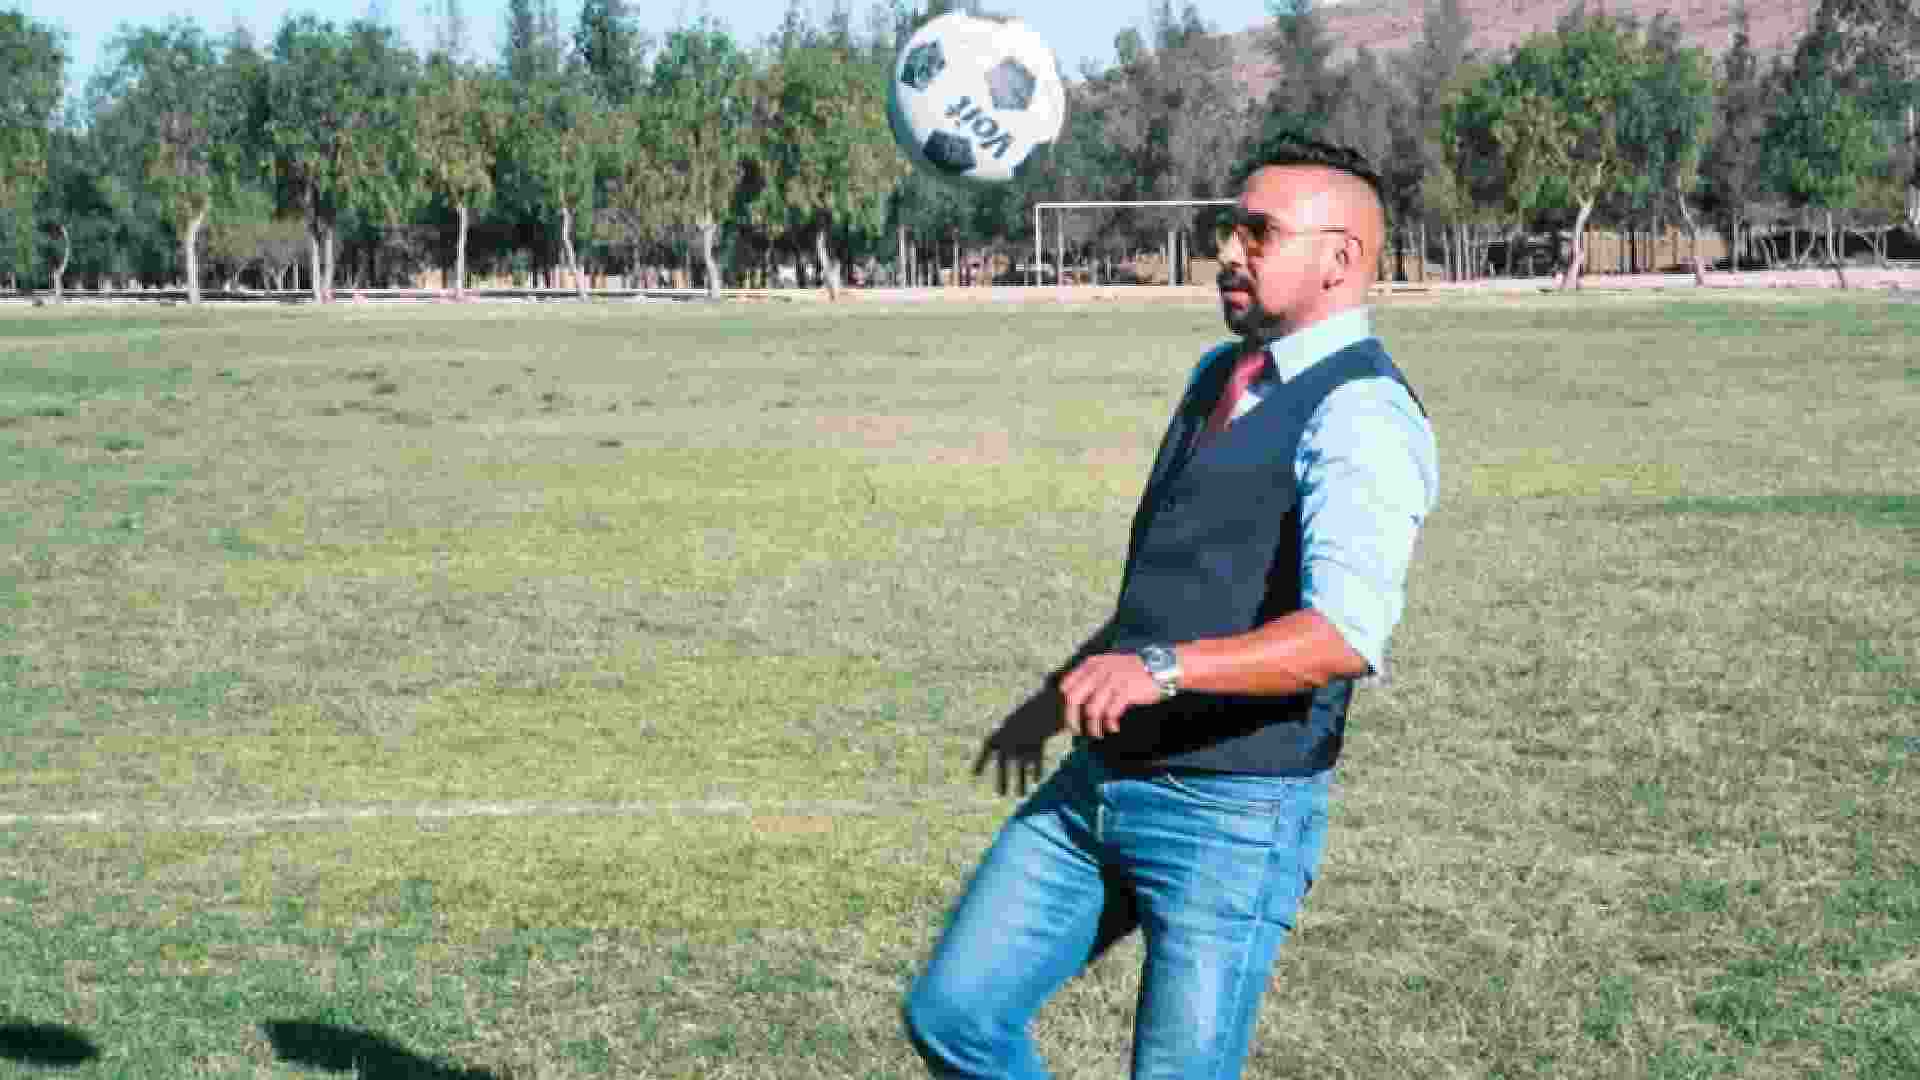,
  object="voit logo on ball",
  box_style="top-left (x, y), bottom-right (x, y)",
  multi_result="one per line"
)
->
top-left (888, 12), bottom-right (1066, 185)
